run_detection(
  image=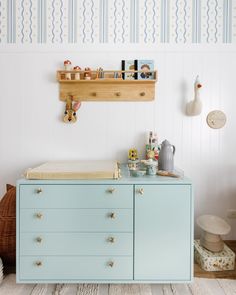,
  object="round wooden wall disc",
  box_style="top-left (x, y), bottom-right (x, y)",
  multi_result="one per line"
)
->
top-left (206, 110), bottom-right (226, 129)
